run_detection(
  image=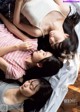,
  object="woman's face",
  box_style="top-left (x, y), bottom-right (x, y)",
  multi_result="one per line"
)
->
top-left (20, 79), bottom-right (40, 97)
top-left (49, 30), bottom-right (69, 47)
top-left (32, 50), bottom-right (52, 63)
